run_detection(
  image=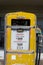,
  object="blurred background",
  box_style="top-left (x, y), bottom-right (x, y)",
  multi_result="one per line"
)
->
top-left (0, 0), bottom-right (43, 65)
